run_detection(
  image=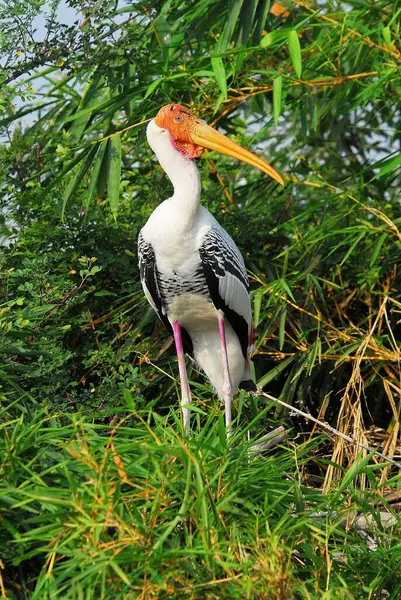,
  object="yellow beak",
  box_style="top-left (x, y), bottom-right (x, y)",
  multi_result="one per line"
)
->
top-left (190, 122), bottom-right (284, 186)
